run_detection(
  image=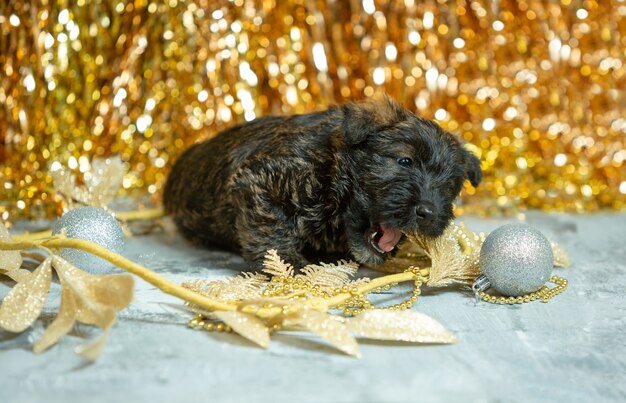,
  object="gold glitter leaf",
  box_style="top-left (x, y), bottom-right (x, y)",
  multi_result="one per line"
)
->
top-left (346, 309), bottom-right (457, 344)
top-left (284, 309), bottom-right (361, 358)
top-left (262, 249), bottom-right (295, 278)
top-left (406, 223), bottom-right (482, 288)
top-left (0, 258), bottom-right (53, 332)
top-left (375, 223), bottom-right (485, 287)
top-left (213, 311), bottom-right (271, 348)
top-left (298, 260), bottom-right (367, 292)
top-left (38, 256), bottom-right (134, 361)
top-left (1, 269), bottom-right (32, 283)
top-left (33, 281), bottom-right (78, 353)
top-left (182, 272), bottom-right (267, 303)
top-left (0, 225), bottom-right (23, 278)
top-left (76, 326), bottom-right (113, 362)
top-left (51, 256), bottom-right (133, 328)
